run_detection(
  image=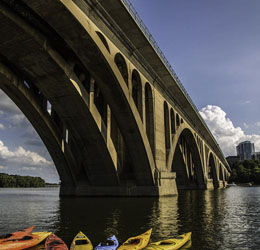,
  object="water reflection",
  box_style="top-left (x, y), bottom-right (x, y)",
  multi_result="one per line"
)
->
top-left (2, 187), bottom-right (260, 249)
top-left (56, 197), bottom-right (160, 245)
top-left (177, 190), bottom-right (228, 249)
top-left (55, 196), bottom-right (182, 248)
top-left (149, 197), bottom-right (179, 240)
